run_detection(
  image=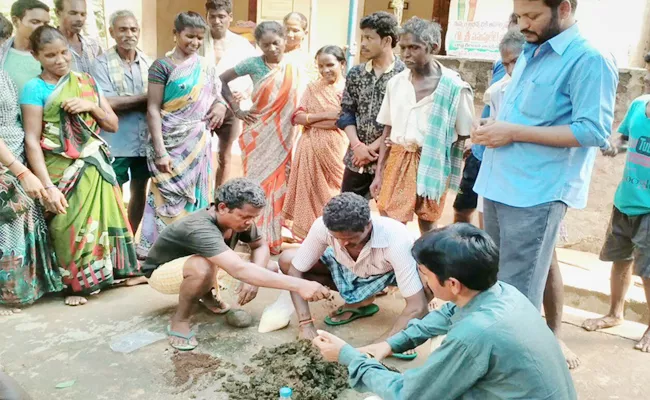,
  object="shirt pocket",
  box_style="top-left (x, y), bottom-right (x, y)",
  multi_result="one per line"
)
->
top-left (518, 81), bottom-right (557, 121)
